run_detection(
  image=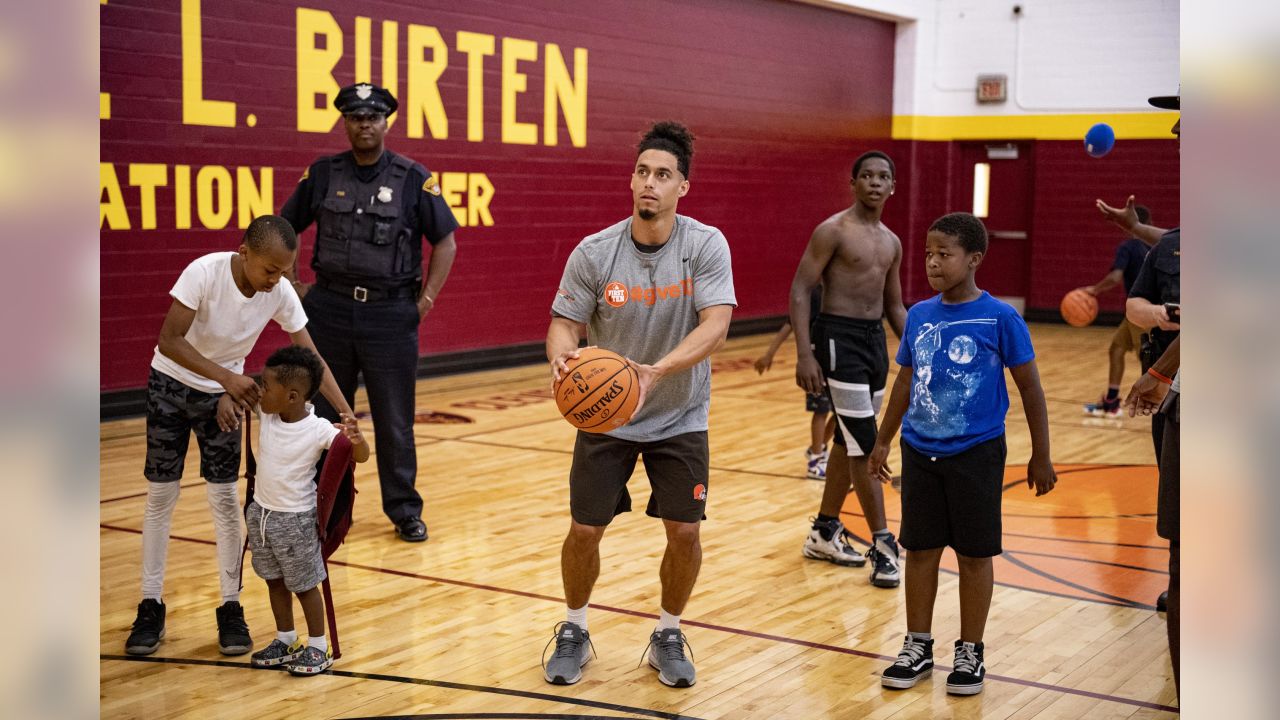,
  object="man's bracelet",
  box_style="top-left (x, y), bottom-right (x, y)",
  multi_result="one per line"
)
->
top-left (1147, 368), bottom-right (1173, 384)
